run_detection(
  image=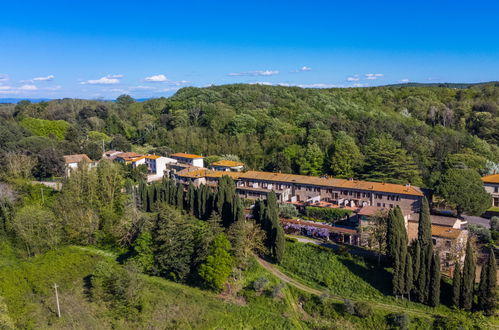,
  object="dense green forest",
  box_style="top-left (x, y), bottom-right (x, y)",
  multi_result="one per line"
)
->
top-left (1, 83), bottom-right (499, 189)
